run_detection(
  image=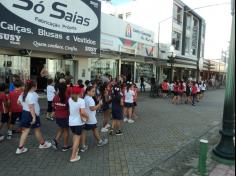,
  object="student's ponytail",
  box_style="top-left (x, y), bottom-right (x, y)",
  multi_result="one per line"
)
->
top-left (23, 80), bottom-right (36, 102)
